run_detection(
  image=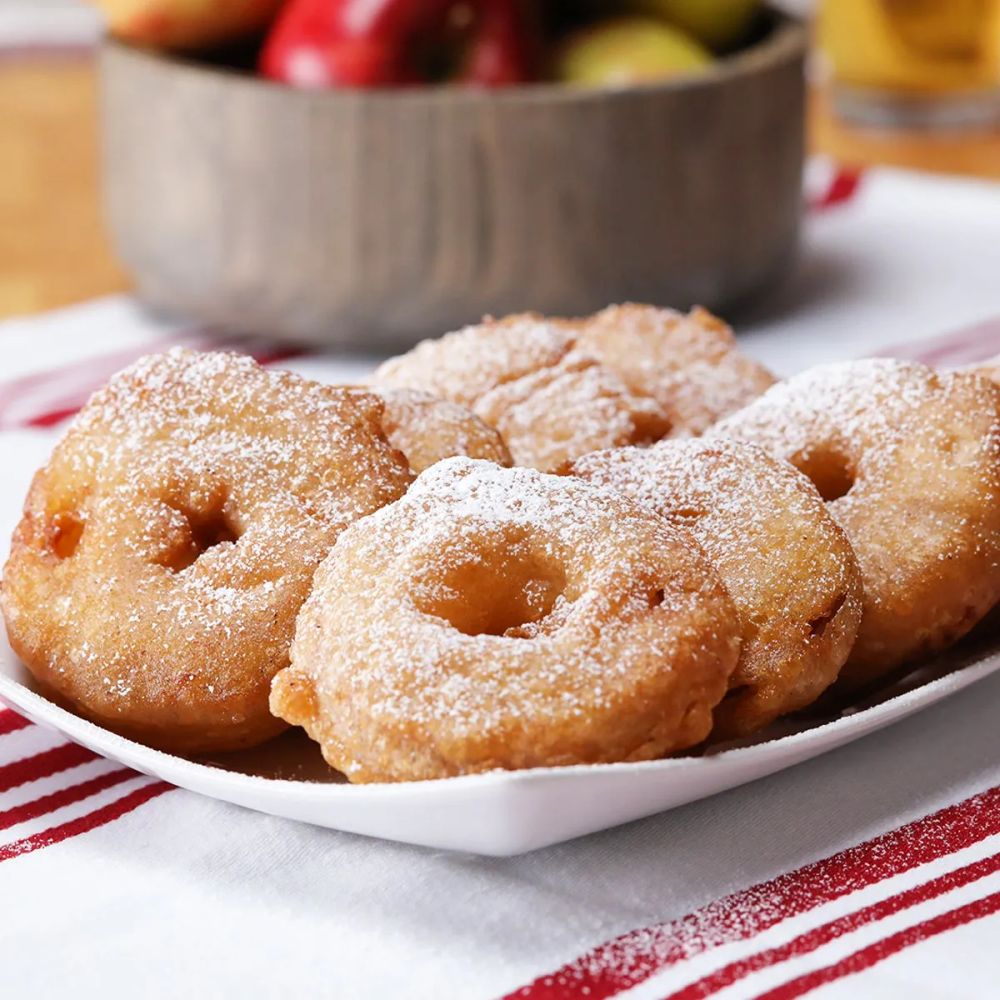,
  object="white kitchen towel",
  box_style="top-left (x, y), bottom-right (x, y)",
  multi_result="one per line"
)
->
top-left (1, 165), bottom-right (1000, 999)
